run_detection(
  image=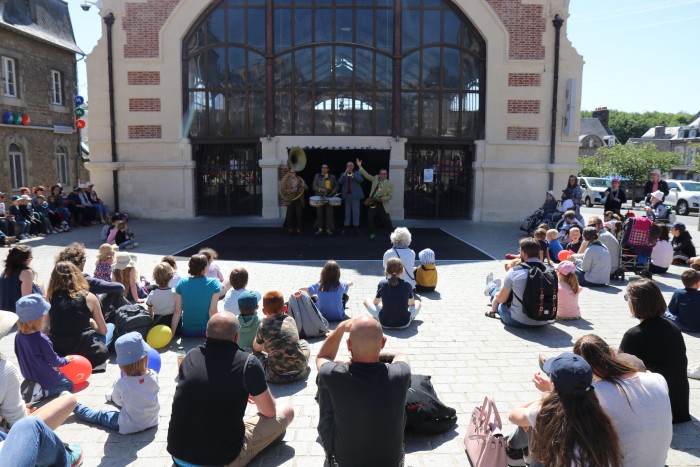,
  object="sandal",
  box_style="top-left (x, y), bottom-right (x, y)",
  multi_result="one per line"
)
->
top-left (484, 310), bottom-right (499, 319)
